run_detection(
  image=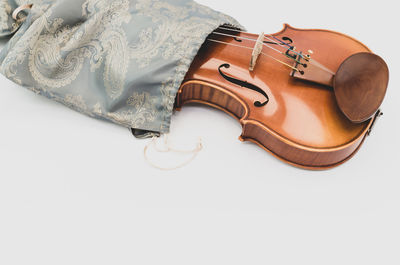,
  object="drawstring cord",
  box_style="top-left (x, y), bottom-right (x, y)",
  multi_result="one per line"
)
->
top-left (143, 134), bottom-right (203, 170)
top-left (12, 4), bottom-right (33, 22)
